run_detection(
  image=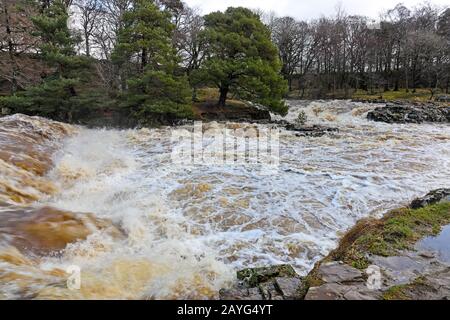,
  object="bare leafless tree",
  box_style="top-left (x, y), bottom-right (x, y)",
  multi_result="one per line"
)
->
top-left (0, 0), bottom-right (39, 93)
top-left (73, 0), bottom-right (102, 57)
top-left (173, 5), bottom-right (206, 100)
